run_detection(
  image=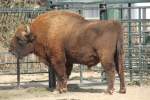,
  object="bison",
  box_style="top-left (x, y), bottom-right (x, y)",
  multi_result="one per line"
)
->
top-left (9, 10), bottom-right (126, 94)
